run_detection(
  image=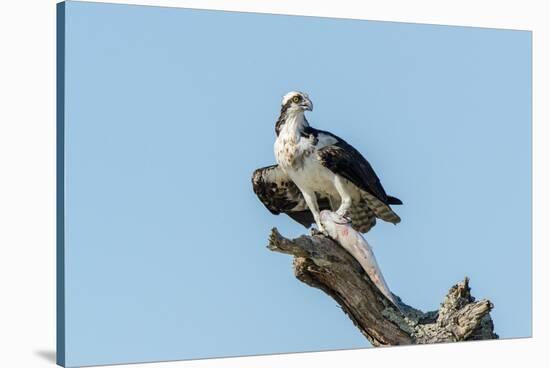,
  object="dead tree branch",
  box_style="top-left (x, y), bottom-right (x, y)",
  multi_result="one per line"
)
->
top-left (268, 228), bottom-right (498, 346)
